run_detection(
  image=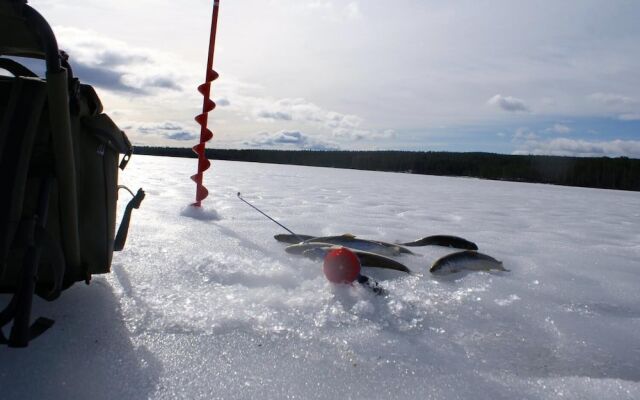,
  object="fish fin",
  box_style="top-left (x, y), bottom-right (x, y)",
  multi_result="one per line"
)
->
top-left (400, 236), bottom-right (432, 246)
top-left (495, 261), bottom-right (509, 272)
